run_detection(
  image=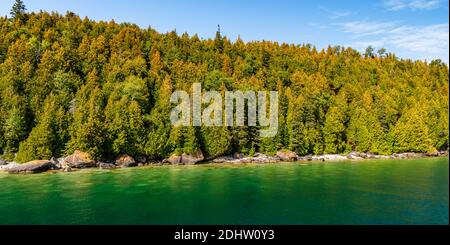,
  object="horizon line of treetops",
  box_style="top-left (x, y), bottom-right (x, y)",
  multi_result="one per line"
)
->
top-left (0, 1), bottom-right (448, 163)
